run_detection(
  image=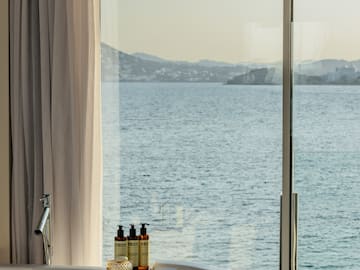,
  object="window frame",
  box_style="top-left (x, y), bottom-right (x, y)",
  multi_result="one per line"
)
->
top-left (100, 0), bottom-right (297, 268)
top-left (281, 0), bottom-right (296, 270)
